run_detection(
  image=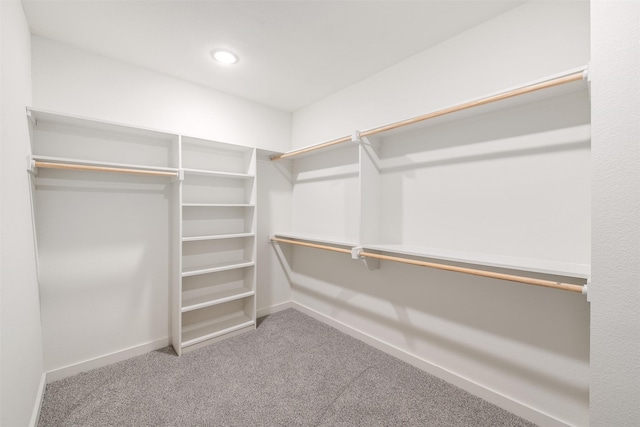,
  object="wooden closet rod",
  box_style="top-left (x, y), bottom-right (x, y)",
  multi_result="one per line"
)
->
top-left (357, 251), bottom-right (583, 293)
top-left (34, 161), bottom-right (178, 177)
top-left (270, 237), bottom-right (352, 255)
top-left (271, 70), bottom-right (585, 161)
top-left (271, 237), bottom-right (583, 293)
